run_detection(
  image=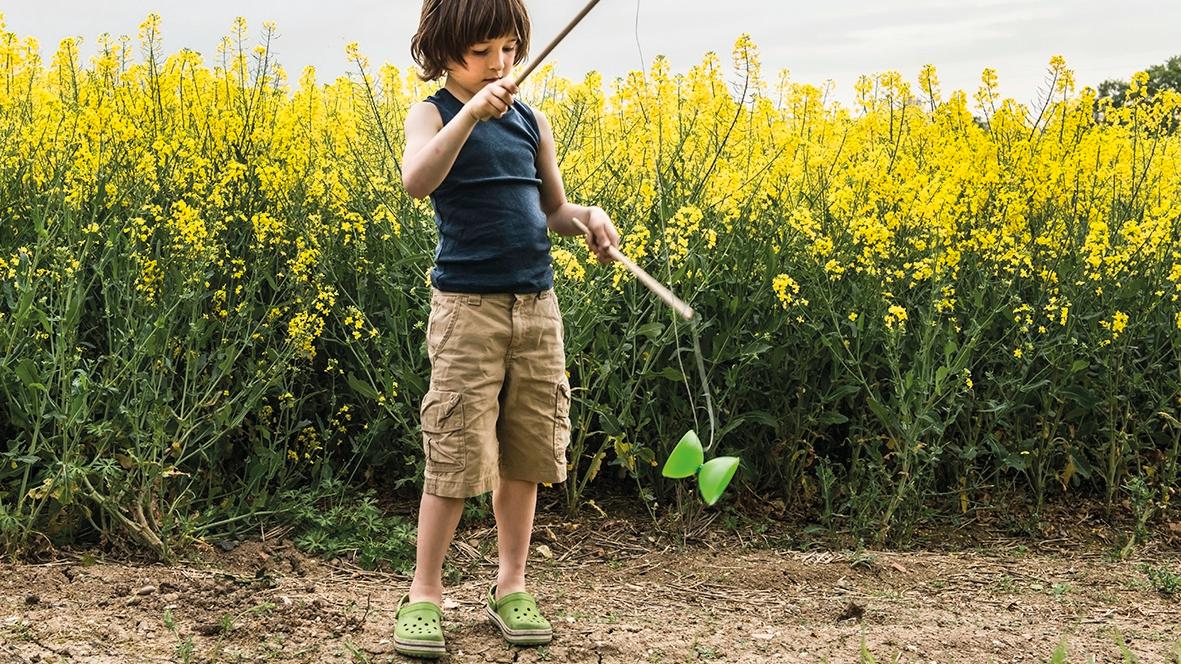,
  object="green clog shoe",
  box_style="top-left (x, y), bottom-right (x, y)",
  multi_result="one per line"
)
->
top-left (394, 594), bottom-right (446, 658)
top-left (485, 584), bottom-right (553, 645)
